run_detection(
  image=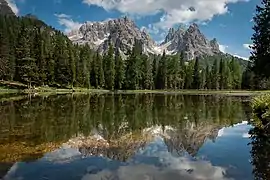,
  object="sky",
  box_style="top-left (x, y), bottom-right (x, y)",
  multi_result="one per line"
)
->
top-left (6, 0), bottom-right (260, 59)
